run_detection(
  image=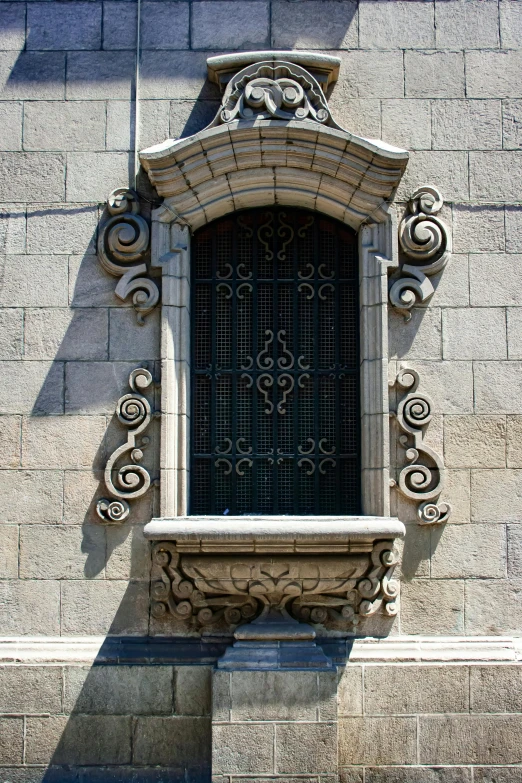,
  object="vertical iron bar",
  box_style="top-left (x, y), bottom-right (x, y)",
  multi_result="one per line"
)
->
top-left (231, 216), bottom-right (238, 515)
top-left (210, 227), bottom-right (217, 514)
top-left (313, 216), bottom-right (320, 515)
